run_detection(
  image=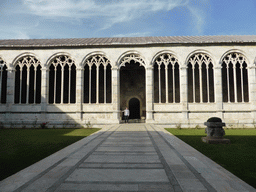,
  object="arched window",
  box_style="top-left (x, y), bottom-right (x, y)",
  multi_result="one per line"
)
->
top-left (187, 53), bottom-right (214, 103)
top-left (0, 57), bottom-right (7, 104)
top-left (222, 52), bottom-right (249, 103)
top-left (154, 53), bottom-right (180, 103)
top-left (84, 55), bottom-right (111, 104)
top-left (48, 55), bottom-right (76, 104)
top-left (14, 56), bottom-right (41, 104)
